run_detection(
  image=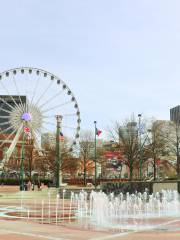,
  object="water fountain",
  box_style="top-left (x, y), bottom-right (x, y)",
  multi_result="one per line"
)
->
top-left (0, 189), bottom-right (179, 232)
top-left (76, 189), bottom-right (180, 230)
top-left (56, 194), bottom-right (59, 225)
